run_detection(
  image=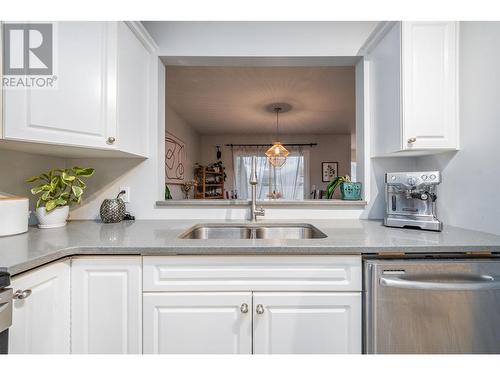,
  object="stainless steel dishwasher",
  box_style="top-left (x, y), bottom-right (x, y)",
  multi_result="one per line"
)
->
top-left (364, 258), bottom-right (500, 354)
